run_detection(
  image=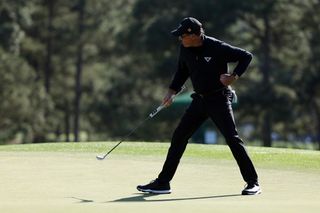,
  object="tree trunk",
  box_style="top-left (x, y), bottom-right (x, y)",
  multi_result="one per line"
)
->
top-left (74, 0), bottom-right (85, 142)
top-left (262, 112), bottom-right (272, 147)
top-left (65, 100), bottom-right (70, 142)
top-left (45, 0), bottom-right (54, 93)
top-left (261, 12), bottom-right (273, 147)
top-left (311, 101), bottom-right (320, 150)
